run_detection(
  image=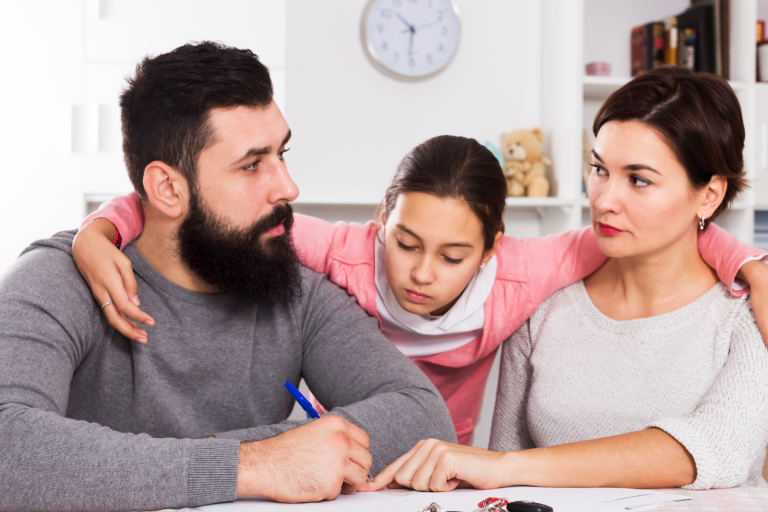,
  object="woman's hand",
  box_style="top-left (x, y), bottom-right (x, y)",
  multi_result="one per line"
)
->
top-left (359, 439), bottom-right (511, 493)
top-left (72, 218), bottom-right (155, 343)
top-left (738, 260), bottom-right (768, 349)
